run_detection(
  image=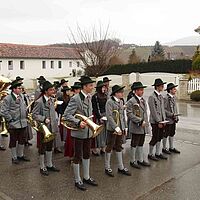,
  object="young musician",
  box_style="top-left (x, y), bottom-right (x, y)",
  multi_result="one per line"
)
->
top-left (126, 82), bottom-right (151, 169)
top-left (32, 81), bottom-right (60, 176)
top-left (163, 83), bottom-right (180, 154)
top-left (148, 78), bottom-right (168, 161)
top-left (63, 76), bottom-right (98, 191)
top-left (105, 85), bottom-right (131, 177)
top-left (0, 80), bottom-right (30, 164)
